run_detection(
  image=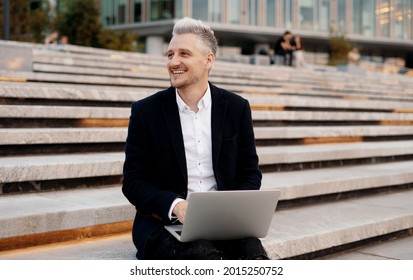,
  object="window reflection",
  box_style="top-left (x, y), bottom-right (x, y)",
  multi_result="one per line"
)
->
top-left (266, 0), bottom-right (276, 27)
top-left (352, 0), bottom-right (376, 36)
top-left (228, 0), bottom-right (241, 24)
